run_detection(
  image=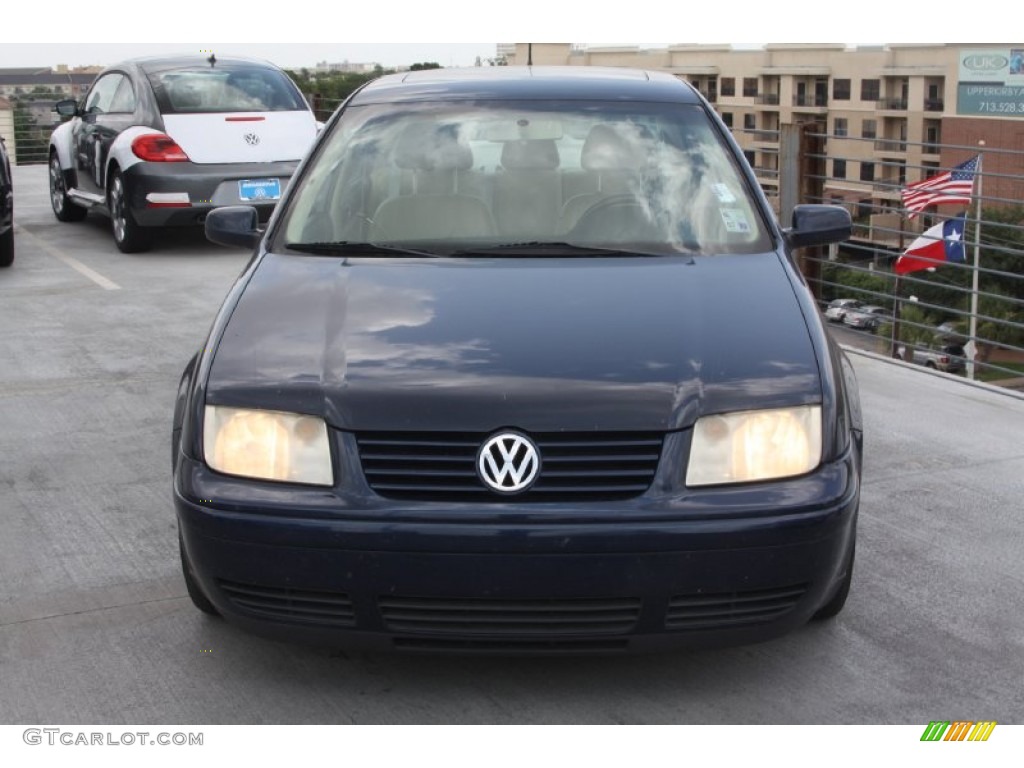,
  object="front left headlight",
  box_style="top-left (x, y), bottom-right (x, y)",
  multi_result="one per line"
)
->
top-left (203, 406), bottom-right (334, 486)
top-left (686, 405), bottom-right (822, 487)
